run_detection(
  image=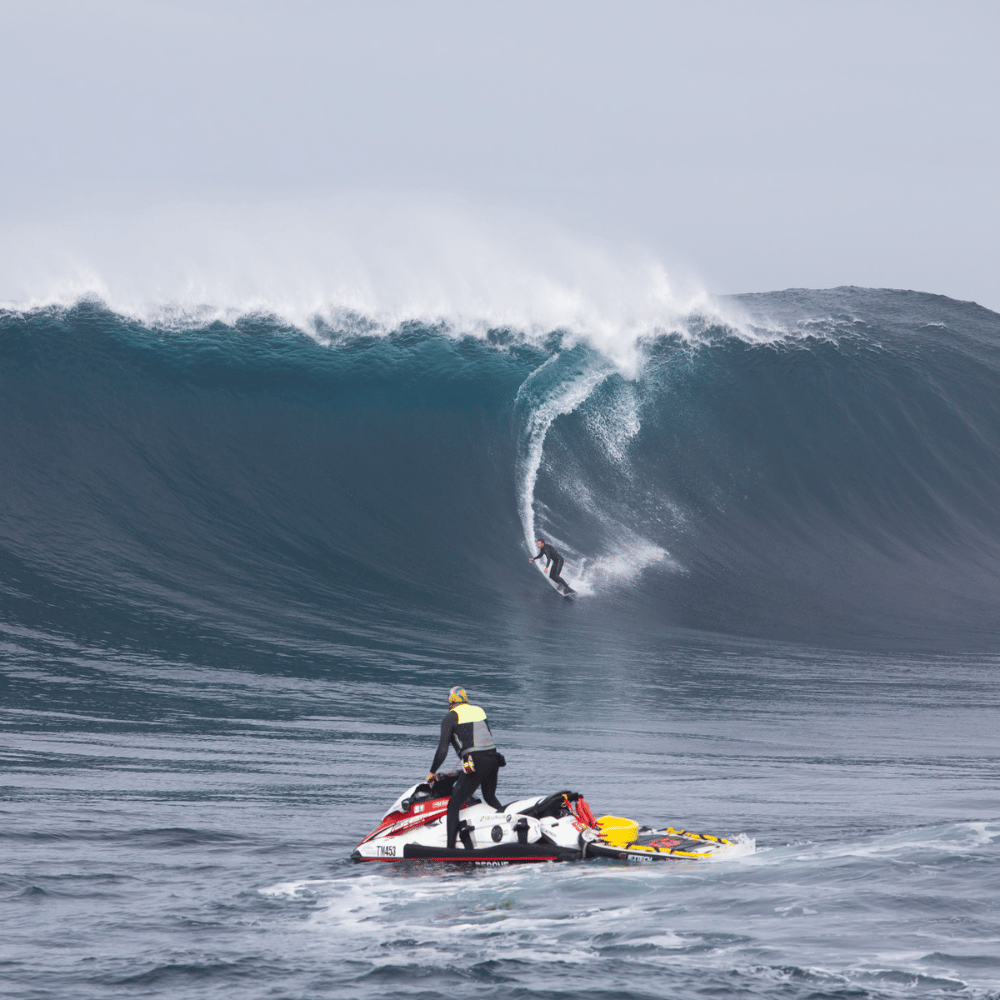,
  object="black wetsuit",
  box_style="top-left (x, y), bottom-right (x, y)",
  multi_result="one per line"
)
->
top-left (534, 542), bottom-right (569, 591)
top-left (430, 703), bottom-right (504, 849)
